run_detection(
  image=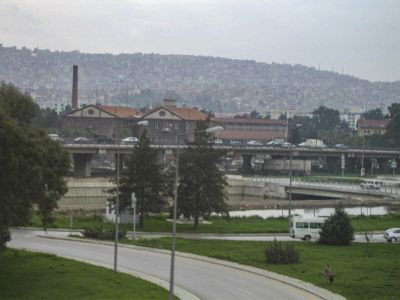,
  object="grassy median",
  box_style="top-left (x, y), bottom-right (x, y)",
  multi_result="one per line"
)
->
top-left (0, 249), bottom-right (173, 300)
top-left (29, 213), bottom-right (400, 233)
top-left (124, 237), bottom-right (400, 300)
